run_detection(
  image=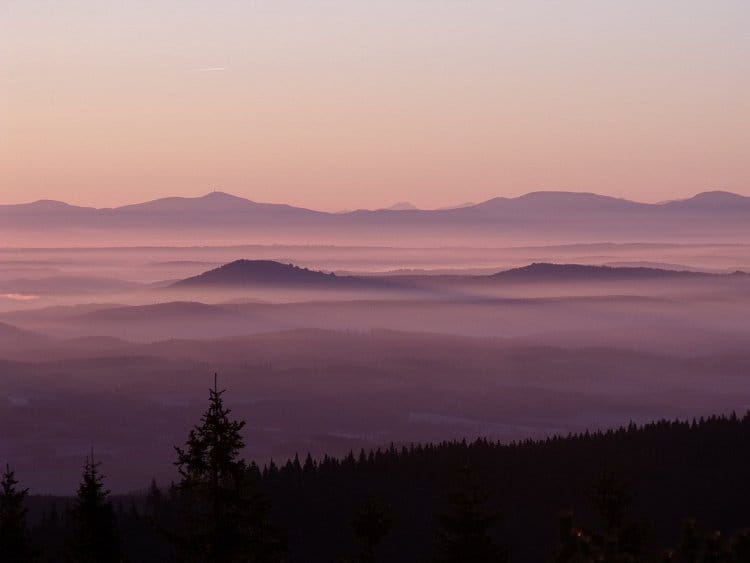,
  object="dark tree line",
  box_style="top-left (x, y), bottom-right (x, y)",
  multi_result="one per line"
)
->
top-left (4, 381), bottom-right (750, 562)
